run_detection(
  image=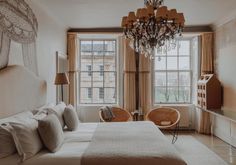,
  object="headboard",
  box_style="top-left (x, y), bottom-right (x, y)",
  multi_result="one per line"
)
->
top-left (0, 65), bottom-right (47, 119)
